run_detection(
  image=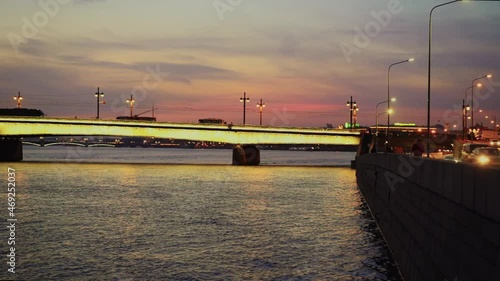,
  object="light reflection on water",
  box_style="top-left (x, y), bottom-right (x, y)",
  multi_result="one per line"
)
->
top-left (22, 146), bottom-right (356, 166)
top-left (6, 148), bottom-right (401, 280)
